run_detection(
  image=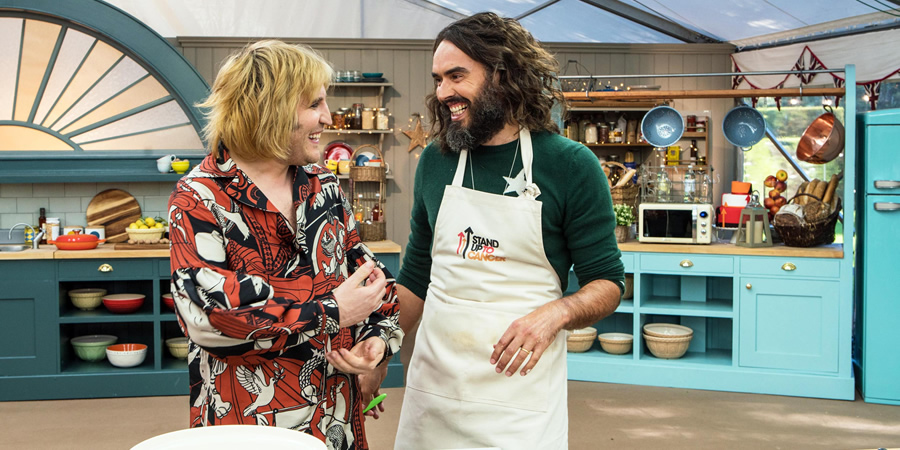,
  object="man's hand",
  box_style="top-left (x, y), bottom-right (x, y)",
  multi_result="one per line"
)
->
top-left (357, 362), bottom-right (389, 419)
top-left (332, 261), bottom-right (386, 328)
top-left (490, 301), bottom-right (566, 377)
top-left (326, 335), bottom-right (386, 375)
